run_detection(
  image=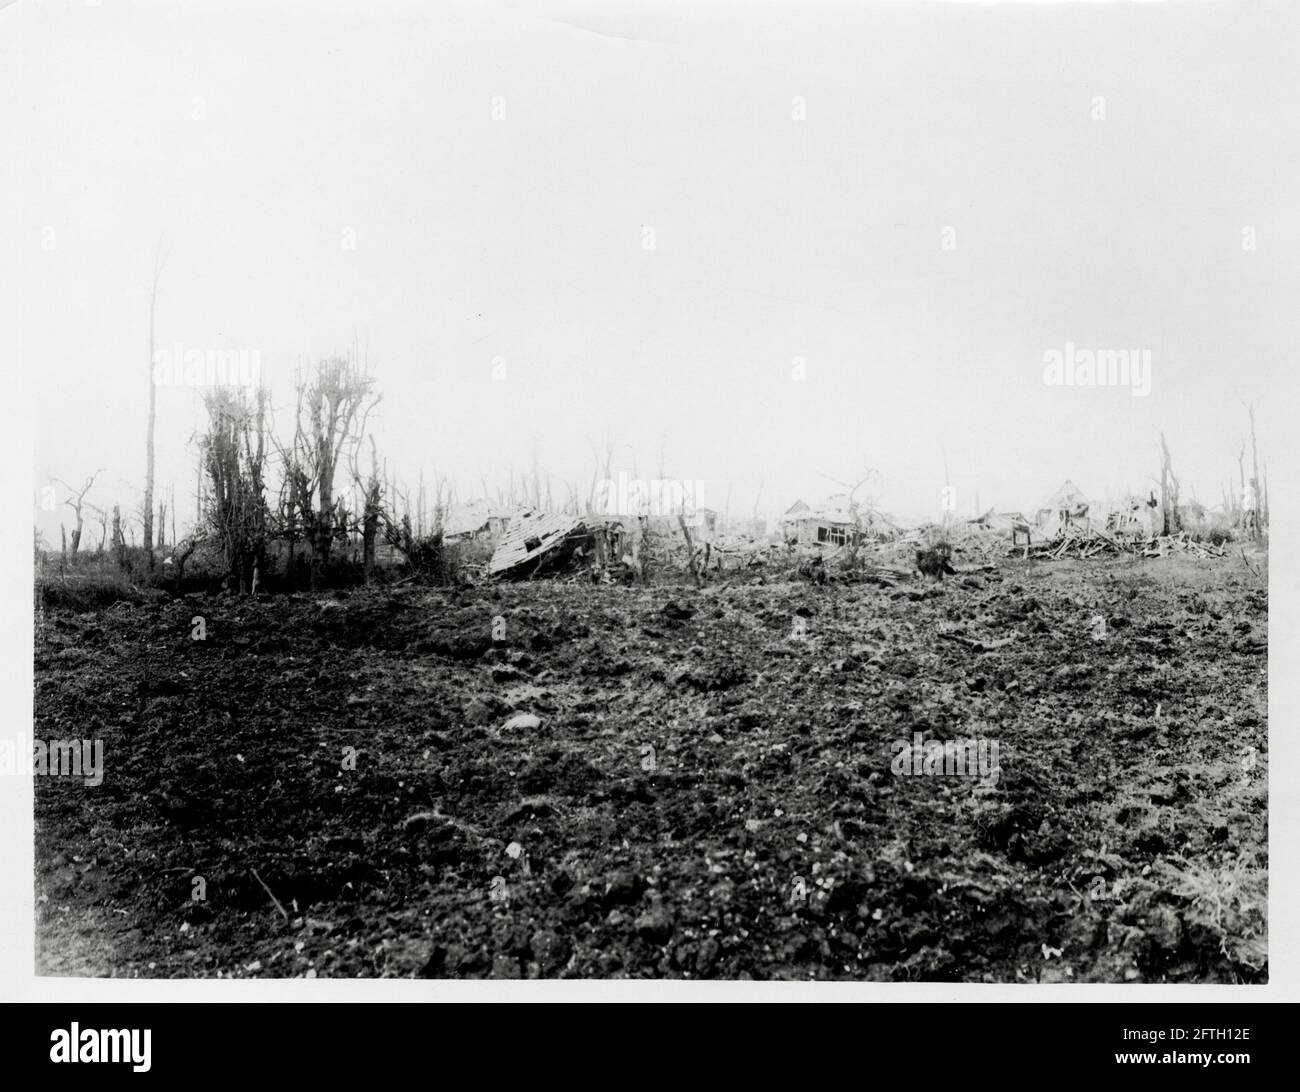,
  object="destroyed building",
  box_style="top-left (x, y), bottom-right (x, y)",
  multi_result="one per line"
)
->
top-left (487, 510), bottom-right (588, 578)
top-left (1035, 480), bottom-right (1091, 538)
top-left (780, 494), bottom-right (896, 547)
top-left (780, 495), bottom-right (858, 546)
top-left (969, 509), bottom-right (1033, 545)
top-left (1104, 494), bottom-right (1161, 539)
